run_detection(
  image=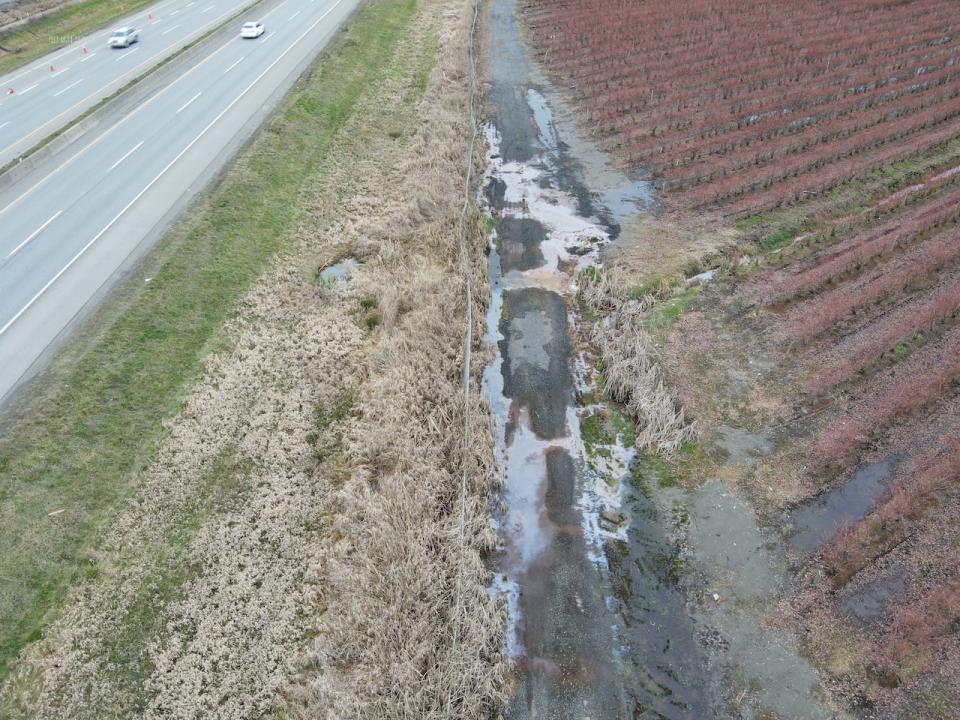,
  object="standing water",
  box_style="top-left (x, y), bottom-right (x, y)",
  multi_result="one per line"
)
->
top-left (483, 1), bottom-right (845, 719)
